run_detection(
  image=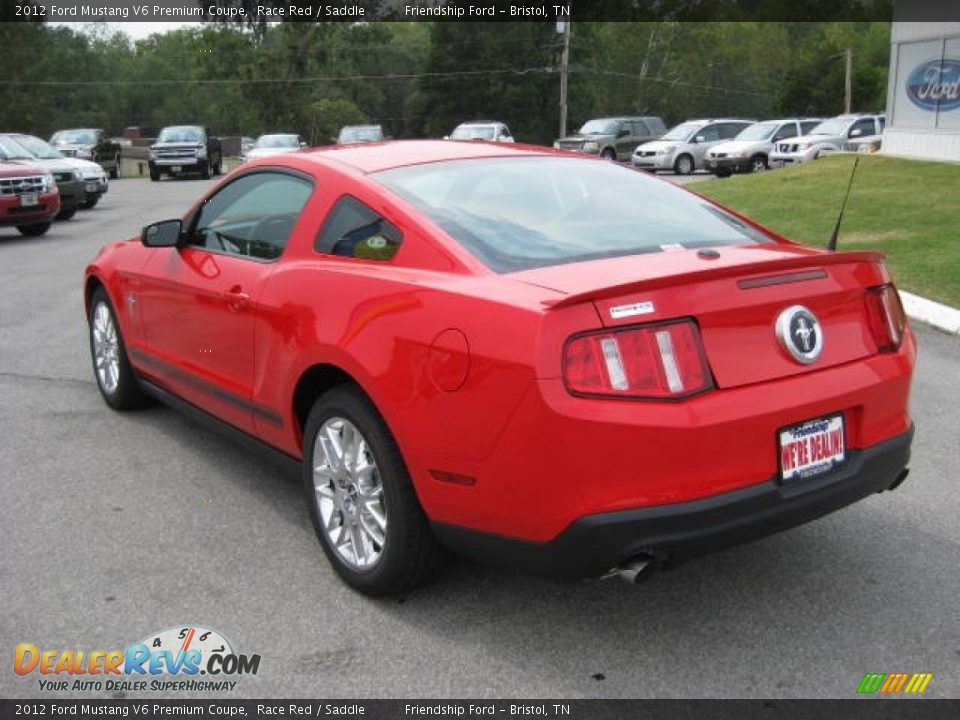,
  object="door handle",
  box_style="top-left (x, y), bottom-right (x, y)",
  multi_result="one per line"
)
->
top-left (224, 286), bottom-right (250, 311)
